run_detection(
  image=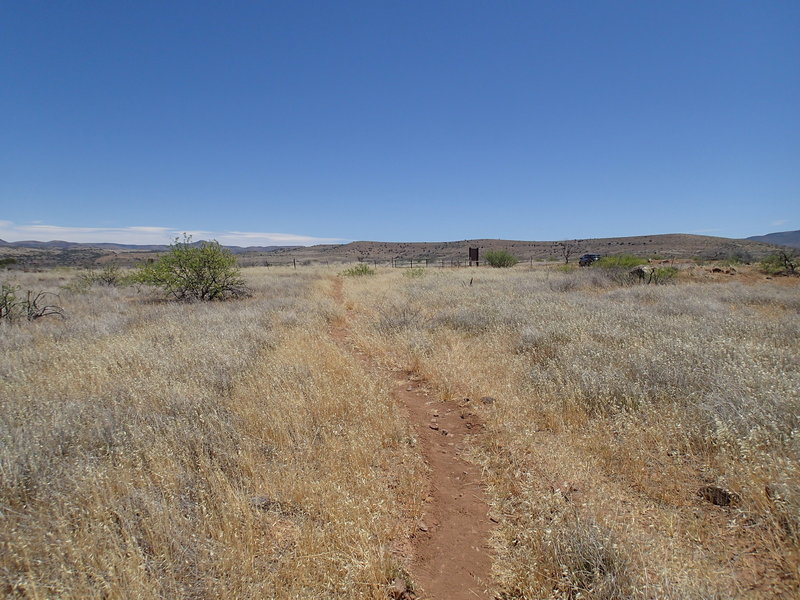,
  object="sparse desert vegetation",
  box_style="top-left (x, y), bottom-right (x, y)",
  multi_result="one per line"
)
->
top-left (1, 262), bottom-right (798, 598)
top-left (343, 265), bottom-right (800, 598)
top-left (1, 268), bottom-right (424, 599)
